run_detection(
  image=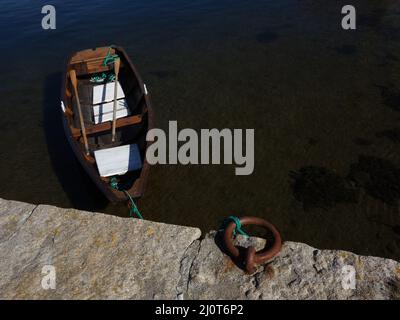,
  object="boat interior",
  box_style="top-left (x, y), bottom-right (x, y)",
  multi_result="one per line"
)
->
top-left (64, 47), bottom-right (149, 184)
